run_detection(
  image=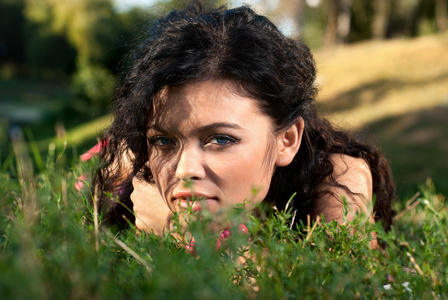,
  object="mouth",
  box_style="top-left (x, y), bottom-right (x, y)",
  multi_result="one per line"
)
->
top-left (172, 191), bottom-right (218, 212)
